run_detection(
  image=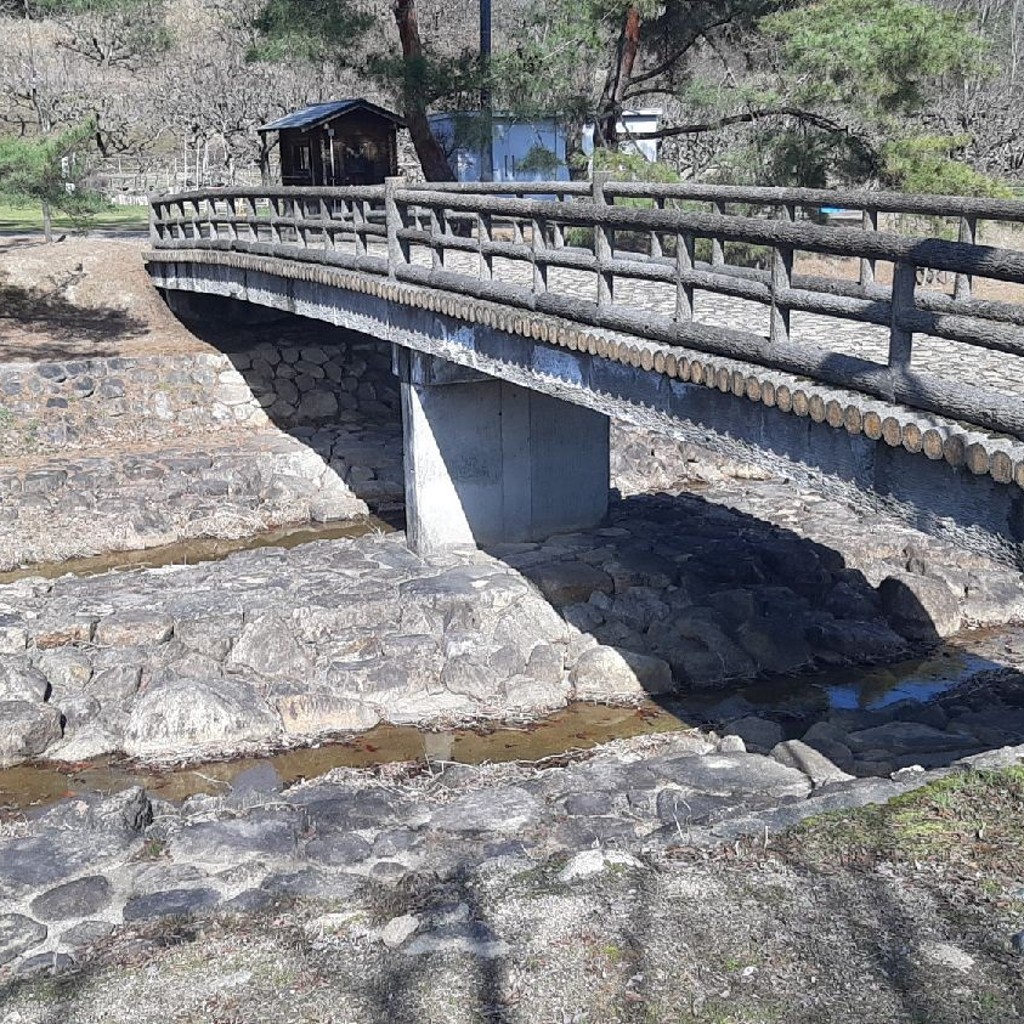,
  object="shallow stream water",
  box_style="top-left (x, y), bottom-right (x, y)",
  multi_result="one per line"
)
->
top-left (0, 516), bottom-right (395, 584)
